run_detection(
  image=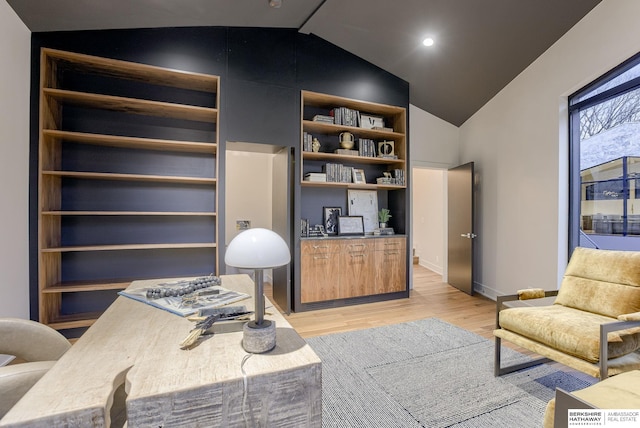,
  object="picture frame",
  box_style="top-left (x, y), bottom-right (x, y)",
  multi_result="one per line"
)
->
top-left (352, 168), bottom-right (366, 184)
top-left (337, 215), bottom-right (365, 236)
top-left (323, 207), bottom-right (342, 235)
top-left (347, 189), bottom-right (379, 234)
